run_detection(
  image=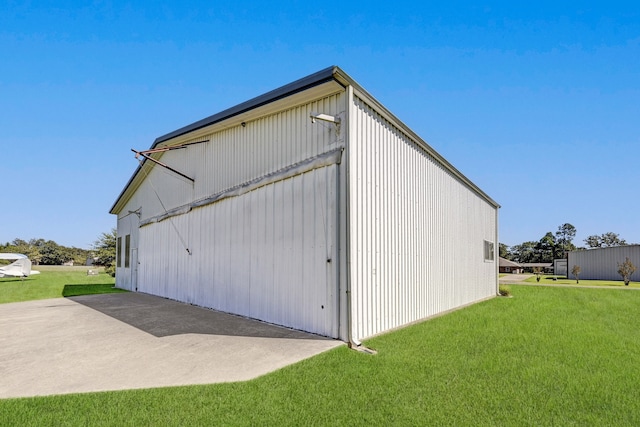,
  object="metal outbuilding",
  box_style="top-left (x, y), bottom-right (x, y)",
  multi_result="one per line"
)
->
top-left (567, 245), bottom-right (640, 281)
top-left (110, 66), bottom-right (499, 345)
